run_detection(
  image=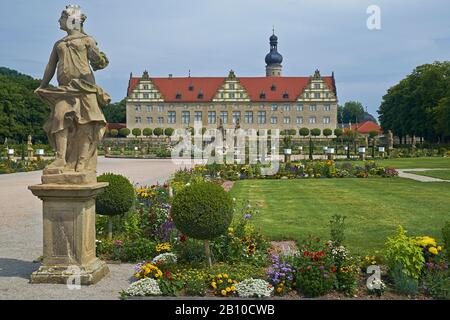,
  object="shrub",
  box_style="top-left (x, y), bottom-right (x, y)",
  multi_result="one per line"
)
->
top-left (172, 182), bottom-right (233, 266)
top-left (334, 128), bottom-right (343, 138)
top-left (120, 238), bottom-right (157, 262)
top-left (164, 127), bottom-right (174, 136)
top-left (174, 238), bottom-right (207, 266)
top-left (329, 214), bottom-right (346, 247)
top-left (390, 263), bottom-right (419, 296)
top-left (122, 278), bottom-right (162, 297)
top-left (235, 278), bottom-right (274, 298)
top-left (143, 128), bottom-right (153, 137)
top-left (311, 128), bottom-right (321, 137)
top-left (422, 266), bottom-right (450, 300)
top-left (295, 237), bottom-right (336, 297)
top-left (323, 128), bottom-right (333, 138)
top-left (153, 127), bottom-right (163, 136)
top-left (384, 226), bottom-right (424, 280)
top-left (132, 128), bottom-right (142, 138)
top-left (110, 129), bottom-right (118, 137)
top-left (119, 127), bottom-right (130, 137)
top-left (267, 255), bottom-right (295, 295)
top-left (96, 173), bottom-right (135, 238)
top-left (299, 127), bottom-right (310, 137)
